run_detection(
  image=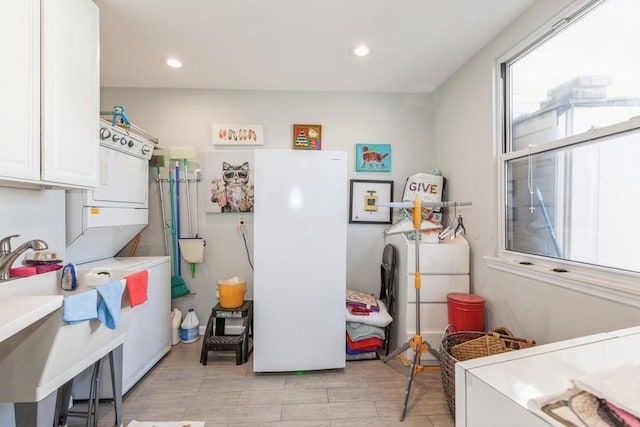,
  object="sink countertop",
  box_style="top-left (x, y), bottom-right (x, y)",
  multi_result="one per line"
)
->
top-left (0, 295), bottom-right (63, 343)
